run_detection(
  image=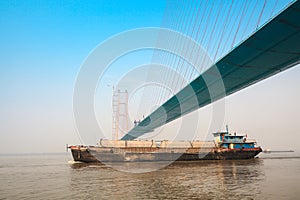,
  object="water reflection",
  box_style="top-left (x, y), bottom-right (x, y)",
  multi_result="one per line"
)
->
top-left (69, 159), bottom-right (265, 199)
